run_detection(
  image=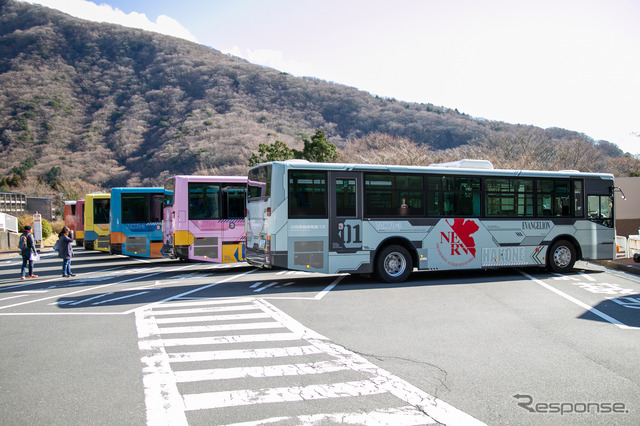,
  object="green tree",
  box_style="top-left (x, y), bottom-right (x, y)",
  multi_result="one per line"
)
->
top-left (41, 218), bottom-right (53, 239)
top-left (45, 166), bottom-right (62, 189)
top-left (248, 140), bottom-right (295, 166)
top-left (301, 130), bottom-right (339, 163)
